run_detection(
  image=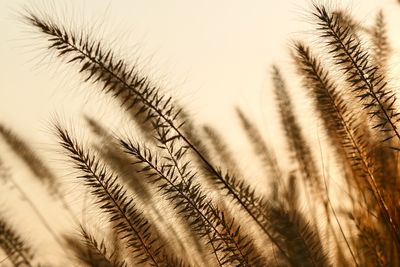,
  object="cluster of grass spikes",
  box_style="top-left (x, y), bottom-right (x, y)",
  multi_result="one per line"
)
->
top-left (1, 3), bottom-right (400, 267)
